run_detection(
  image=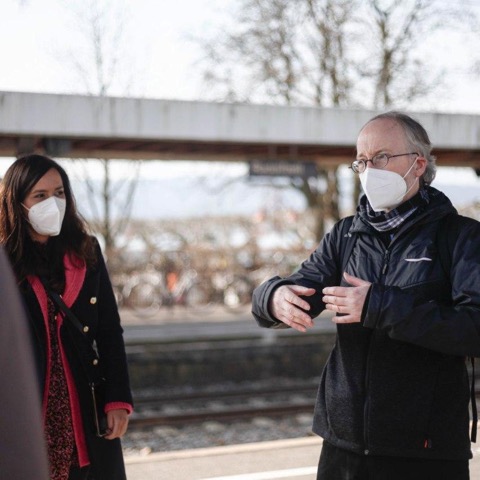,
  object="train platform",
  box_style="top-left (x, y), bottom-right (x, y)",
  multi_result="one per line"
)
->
top-left (119, 305), bottom-right (253, 327)
top-left (124, 435), bottom-right (480, 480)
top-left (120, 306), bottom-right (336, 346)
top-left (125, 437), bottom-right (321, 480)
